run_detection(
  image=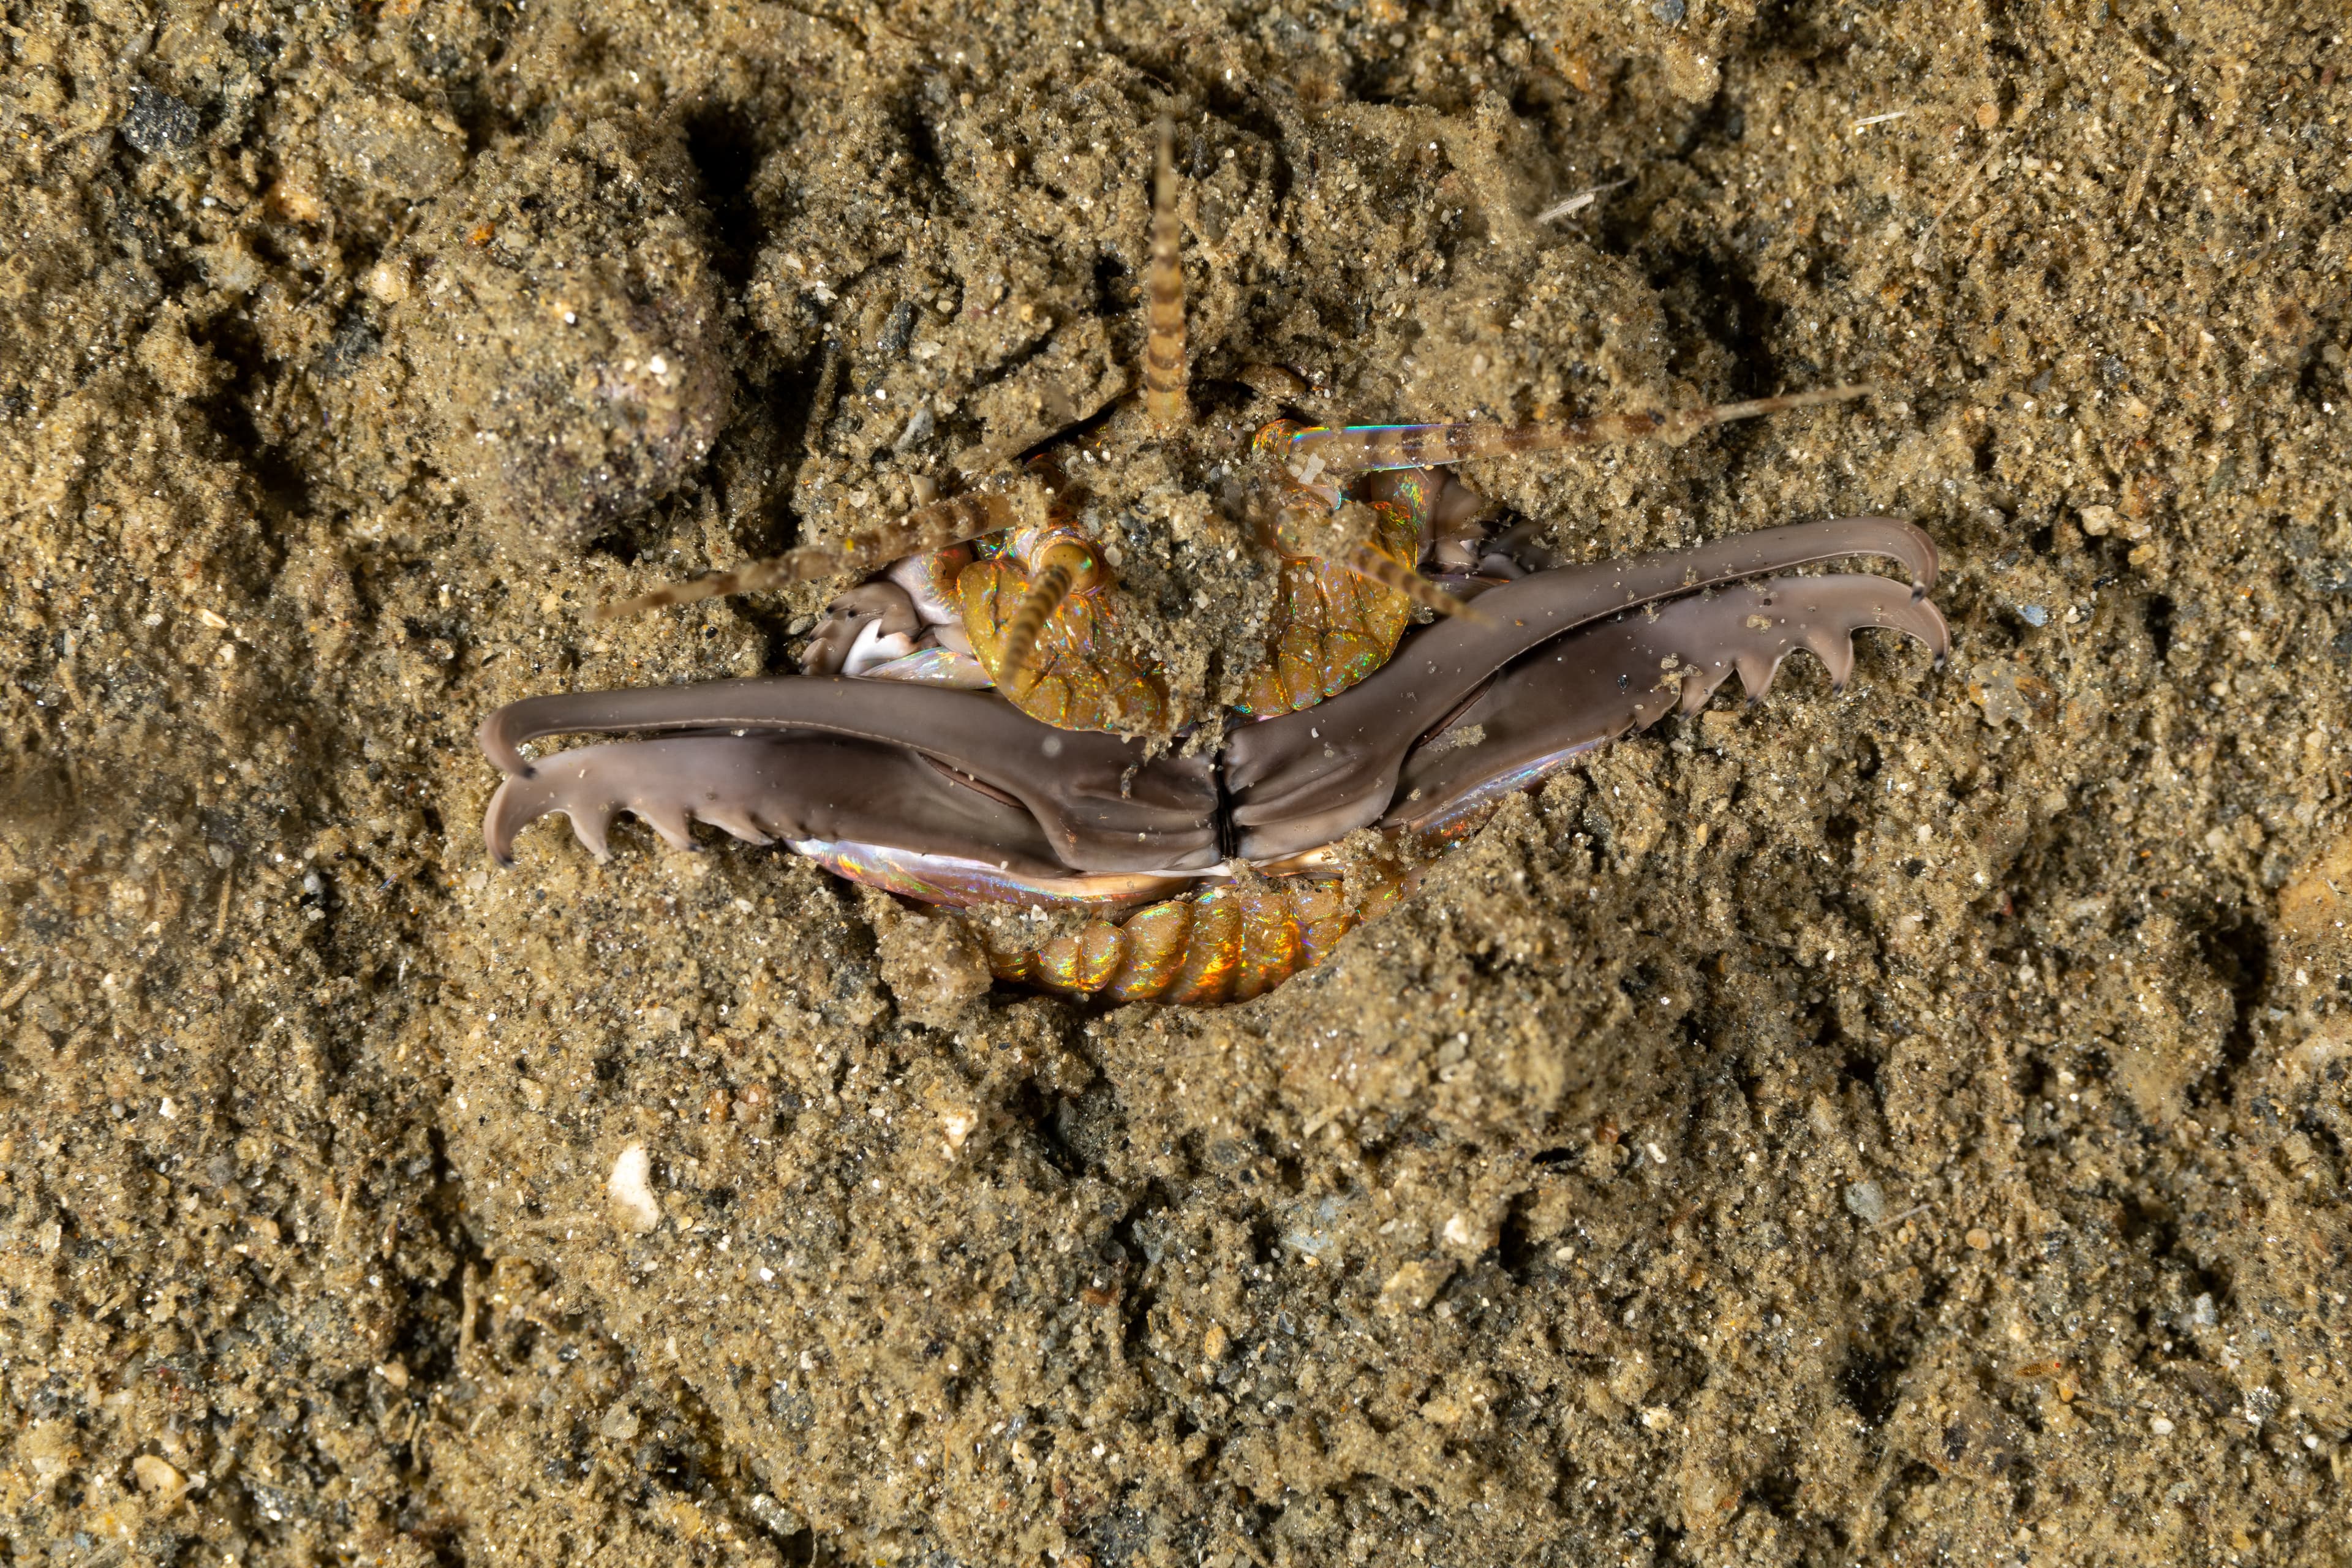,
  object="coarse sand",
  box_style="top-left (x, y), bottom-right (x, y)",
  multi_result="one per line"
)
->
top-left (4, 1), bottom-right (2350, 1563)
